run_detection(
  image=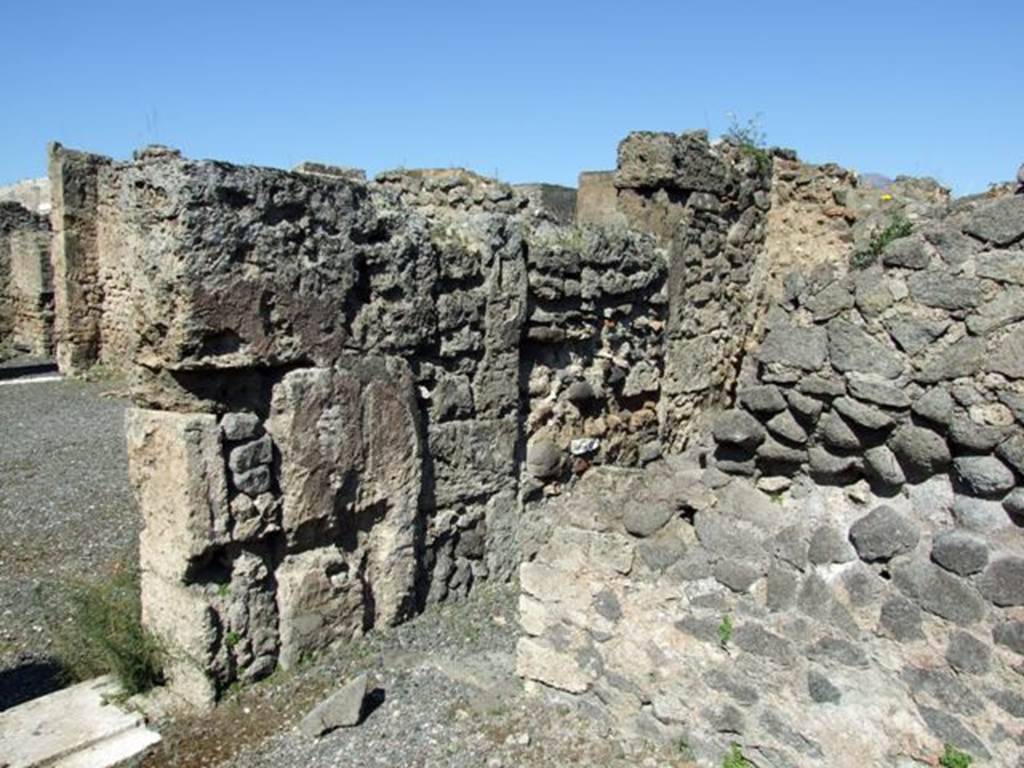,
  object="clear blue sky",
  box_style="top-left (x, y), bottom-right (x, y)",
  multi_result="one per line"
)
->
top-left (1, 1), bottom-right (1021, 195)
